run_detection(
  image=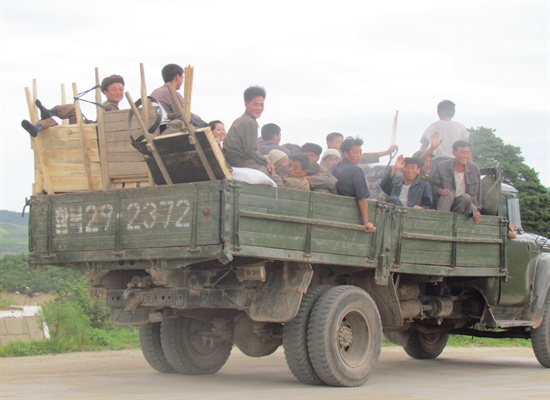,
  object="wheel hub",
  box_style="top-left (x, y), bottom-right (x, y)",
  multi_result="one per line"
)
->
top-left (339, 325), bottom-right (353, 348)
